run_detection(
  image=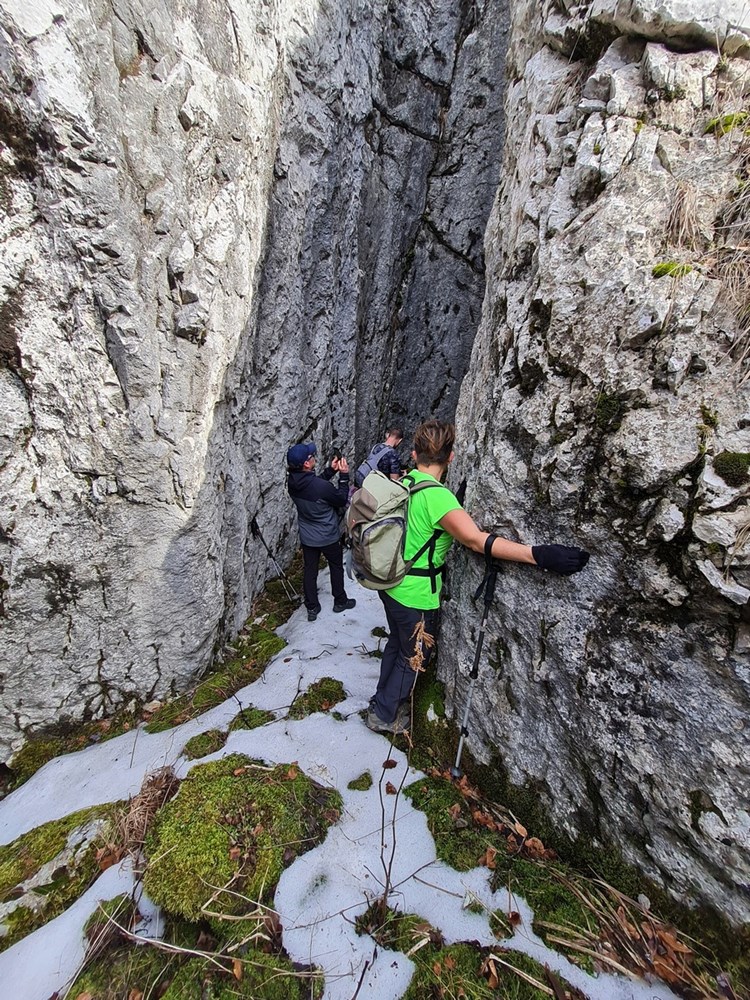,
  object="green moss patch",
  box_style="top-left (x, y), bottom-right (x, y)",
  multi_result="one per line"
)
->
top-left (143, 754), bottom-right (341, 930)
top-left (704, 111), bottom-right (749, 136)
top-left (228, 706), bottom-right (275, 731)
top-left (162, 952), bottom-right (322, 999)
top-left (355, 905), bottom-right (577, 1000)
top-left (652, 261), bottom-right (693, 278)
top-left (288, 677), bottom-right (345, 720)
top-left (347, 771), bottom-right (373, 791)
top-left (145, 625), bottom-right (286, 734)
top-left (713, 450), bottom-right (750, 487)
top-left (182, 729), bottom-right (228, 760)
top-left (0, 804), bottom-right (118, 952)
